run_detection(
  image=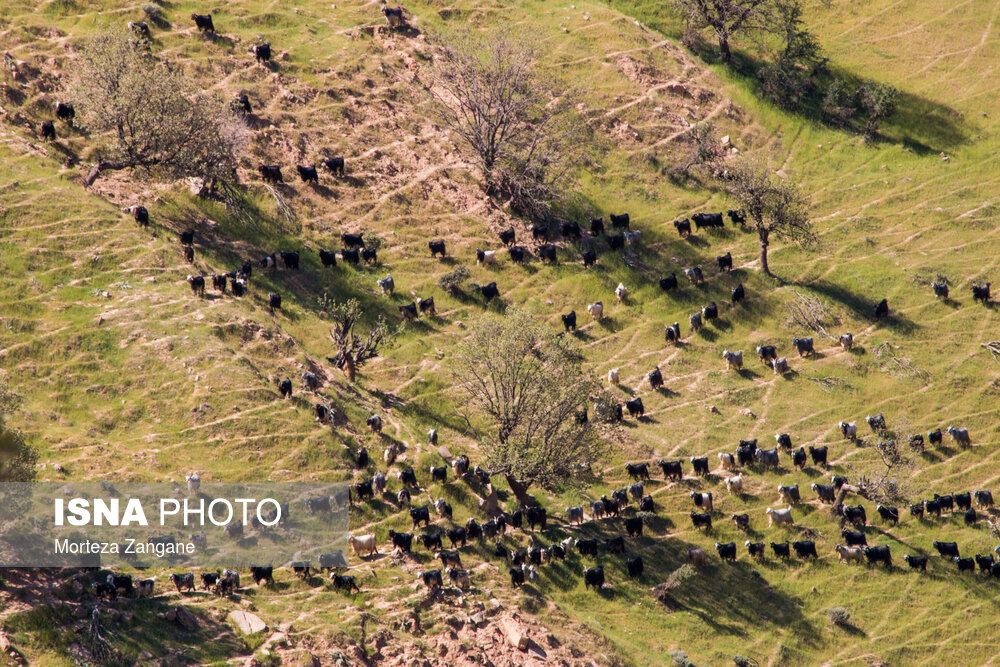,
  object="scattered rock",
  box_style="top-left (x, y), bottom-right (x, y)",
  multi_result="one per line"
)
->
top-left (229, 610), bottom-right (267, 634)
